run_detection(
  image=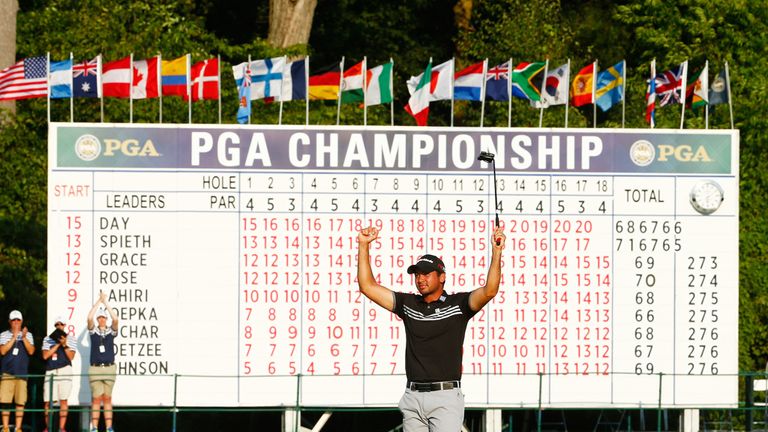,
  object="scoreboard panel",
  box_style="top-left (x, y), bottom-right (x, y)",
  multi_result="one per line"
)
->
top-left (47, 124), bottom-right (738, 407)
